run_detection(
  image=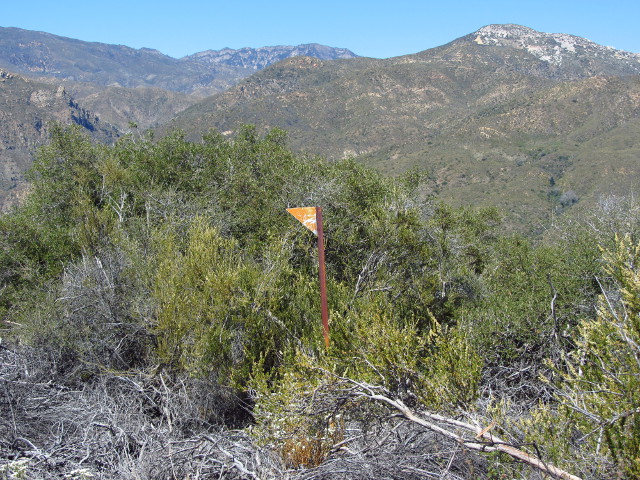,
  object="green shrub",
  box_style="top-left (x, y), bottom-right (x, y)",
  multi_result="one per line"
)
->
top-left (545, 234), bottom-right (640, 478)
